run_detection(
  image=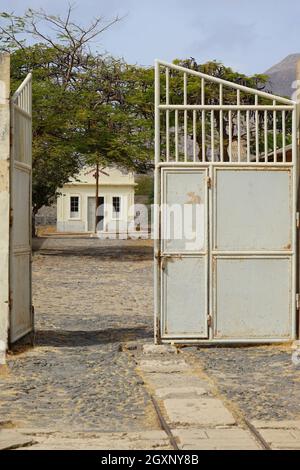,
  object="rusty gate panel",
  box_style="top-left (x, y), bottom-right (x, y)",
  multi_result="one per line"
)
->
top-left (161, 169), bottom-right (207, 253)
top-left (213, 168), bottom-right (292, 252)
top-left (160, 168), bottom-right (208, 339)
top-left (162, 256), bottom-right (208, 337)
top-left (213, 257), bottom-right (291, 339)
